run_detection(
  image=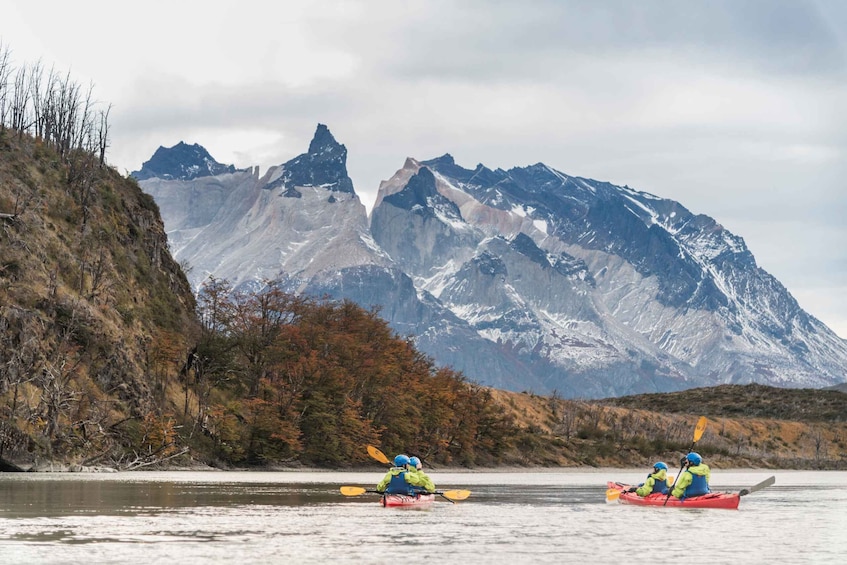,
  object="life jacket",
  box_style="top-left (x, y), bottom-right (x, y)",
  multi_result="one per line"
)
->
top-left (647, 472), bottom-right (669, 495)
top-left (682, 470), bottom-right (710, 498)
top-left (386, 469), bottom-right (414, 495)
